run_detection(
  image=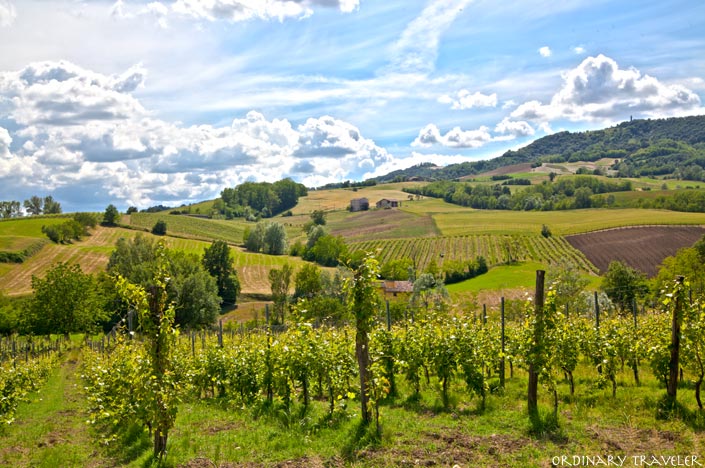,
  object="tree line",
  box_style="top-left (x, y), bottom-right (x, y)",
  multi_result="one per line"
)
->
top-left (0, 195), bottom-right (62, 218)
top-left (403, 175), bottom-right (632, 211)
top-left (213, 178), bottom-right (307, 220)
